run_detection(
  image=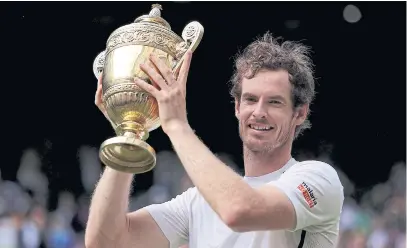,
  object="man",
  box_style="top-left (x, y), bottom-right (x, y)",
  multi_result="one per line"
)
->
top-left (85, 32), bottom-right (344, 248)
